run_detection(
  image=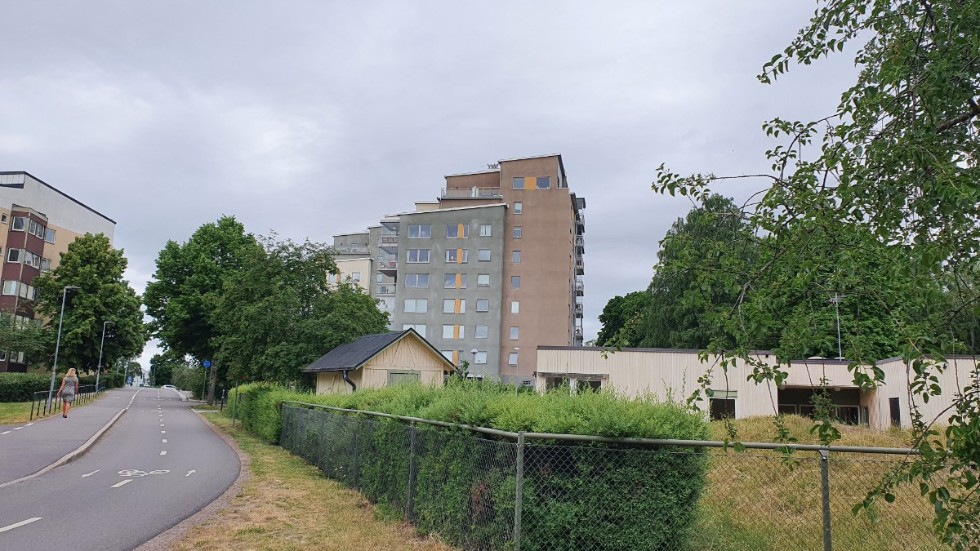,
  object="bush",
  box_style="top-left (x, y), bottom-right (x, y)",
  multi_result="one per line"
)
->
top-left (0, 371), bottom-right (124, 402)
top-left (231, 381), bottom-right (709, 550)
